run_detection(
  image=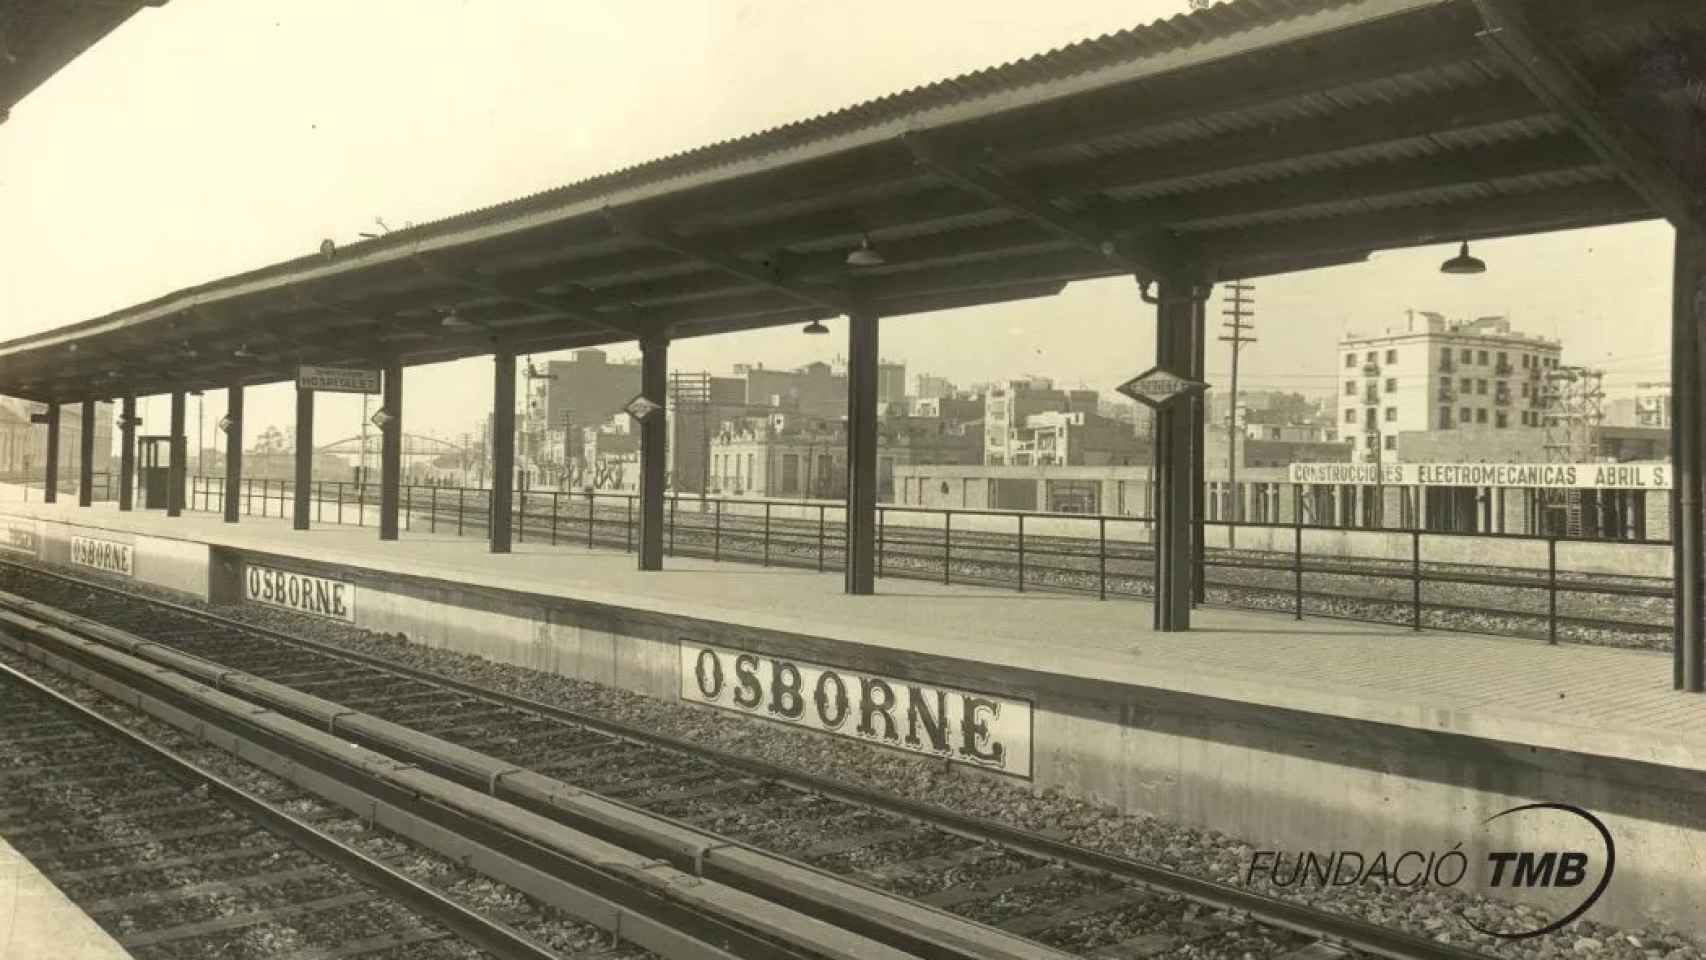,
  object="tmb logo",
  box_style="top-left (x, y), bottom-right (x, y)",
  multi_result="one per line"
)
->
top-left (1469, 802), bottom-right (1615, 939)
